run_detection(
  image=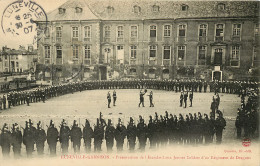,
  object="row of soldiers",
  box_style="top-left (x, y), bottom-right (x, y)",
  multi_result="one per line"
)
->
top-left (235, 89), bottom-right (259, 139)
top-left (0, 111), bottom-right (226, 158)
top-left (0, 79), bottom-right (257, 110)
